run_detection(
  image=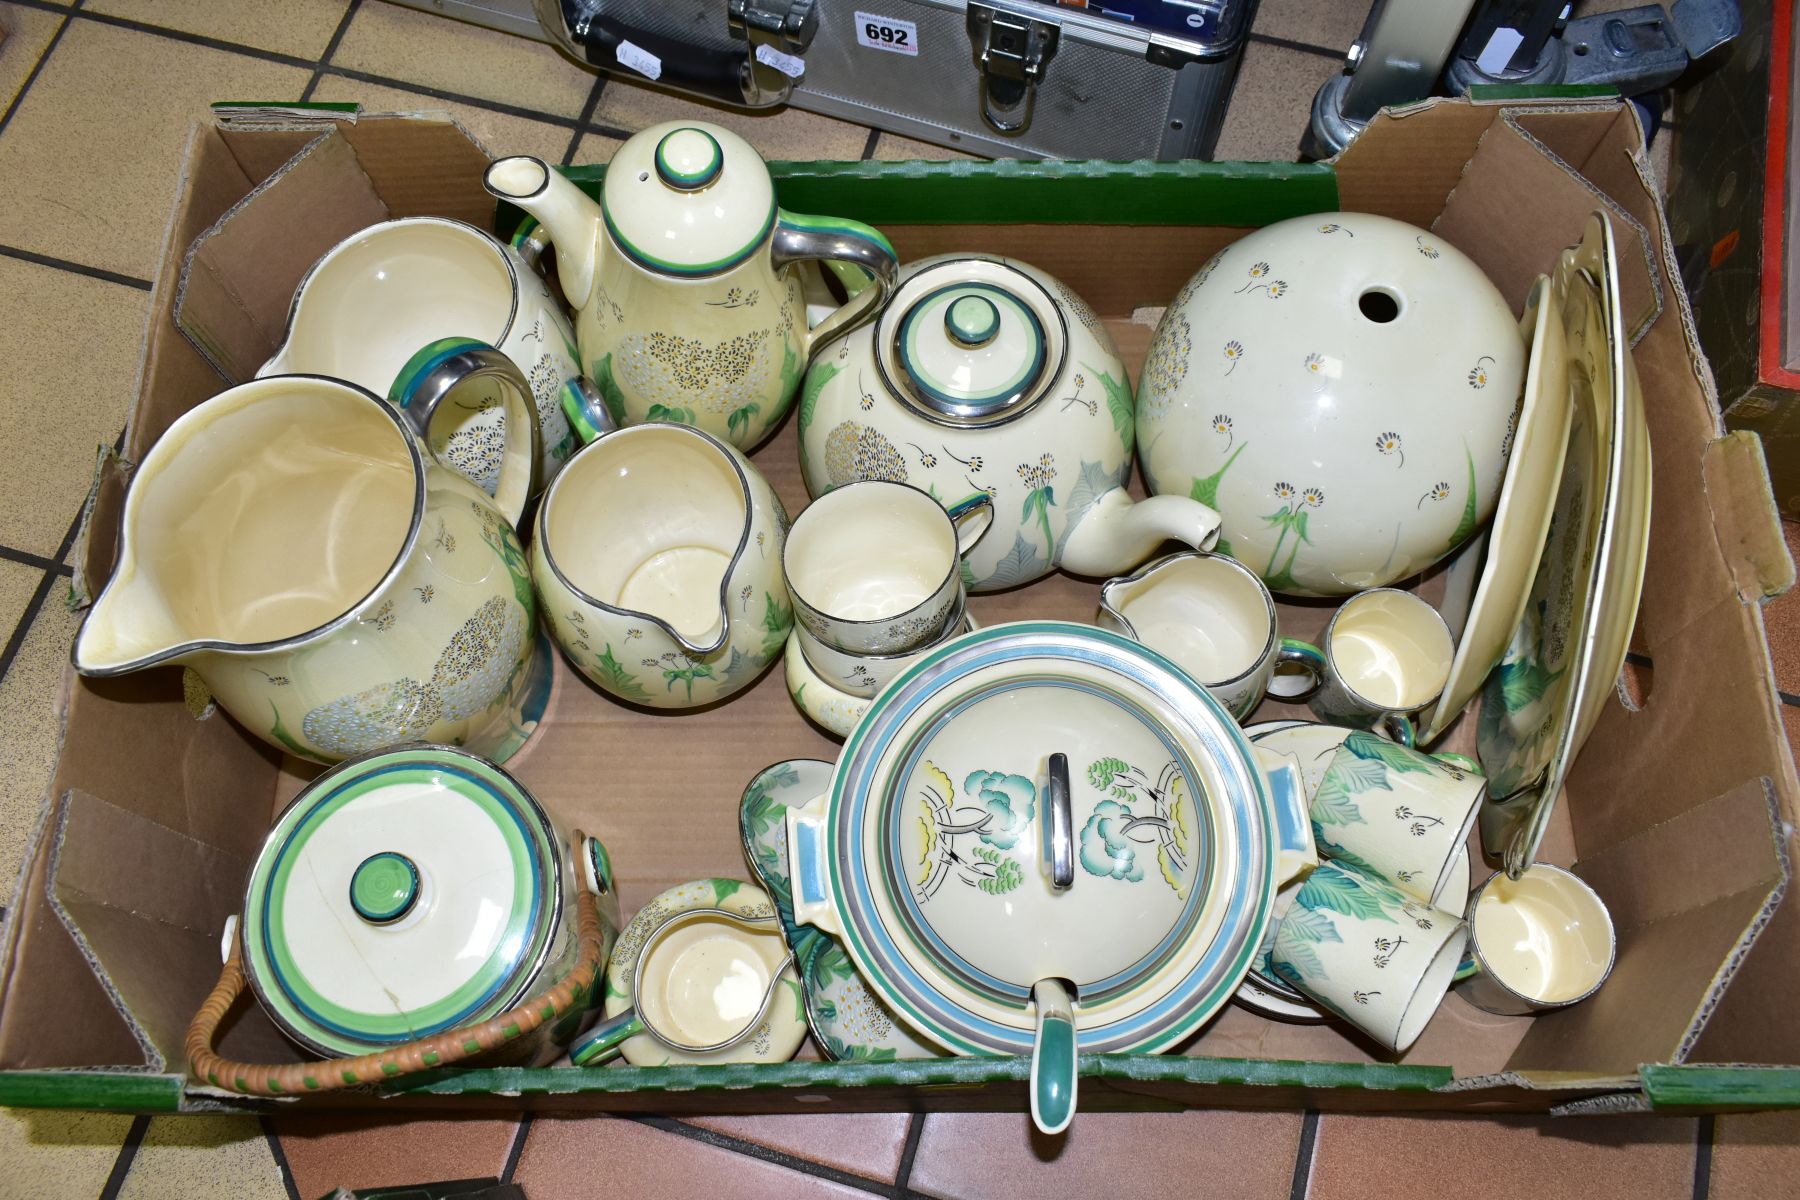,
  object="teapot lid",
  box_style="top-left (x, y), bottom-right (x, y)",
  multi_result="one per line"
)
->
top-left (601, 121), bottom-right (776, 277)
top-left (876, 258), bottom-right (1068, 426)
top-left (241, 746), bottom-right (563, 1056)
